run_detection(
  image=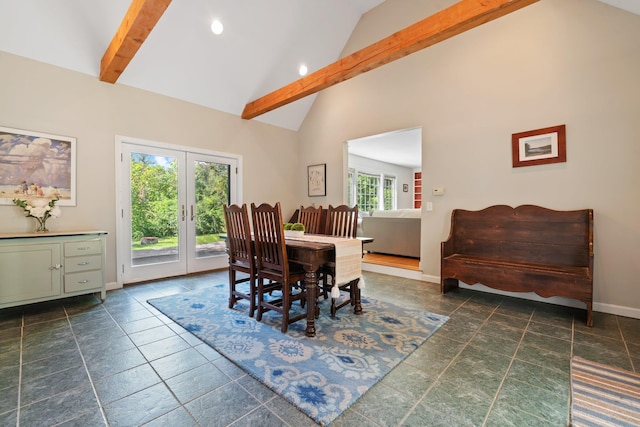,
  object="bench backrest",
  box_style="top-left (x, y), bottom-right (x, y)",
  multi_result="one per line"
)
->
top-left (447, 205), bottom-right (593, 267)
